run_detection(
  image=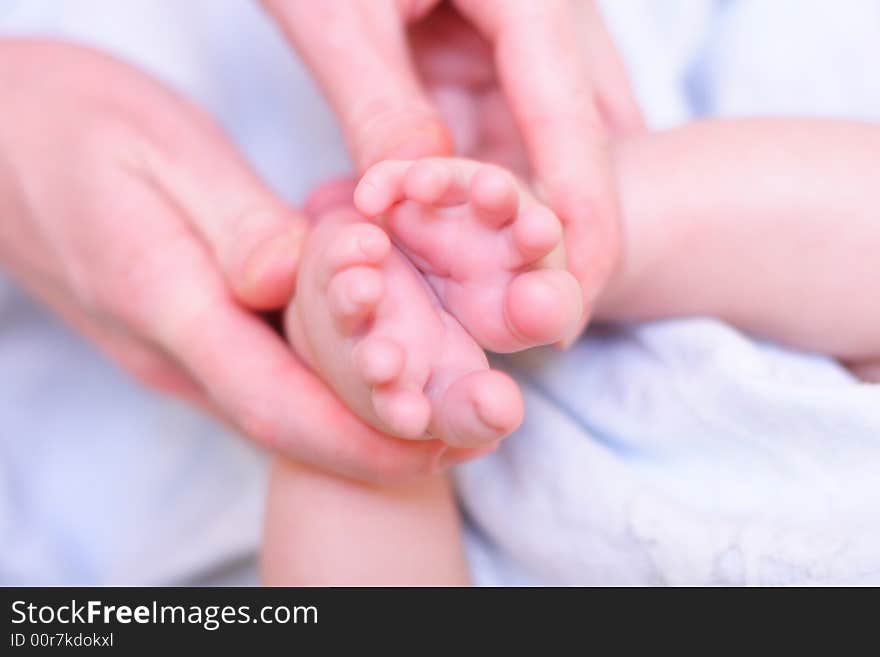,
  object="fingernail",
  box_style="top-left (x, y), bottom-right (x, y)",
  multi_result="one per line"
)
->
top-left (556, 302), bottom-right (590, 349)
top-left (437, 440), bottom-right (502, 471)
